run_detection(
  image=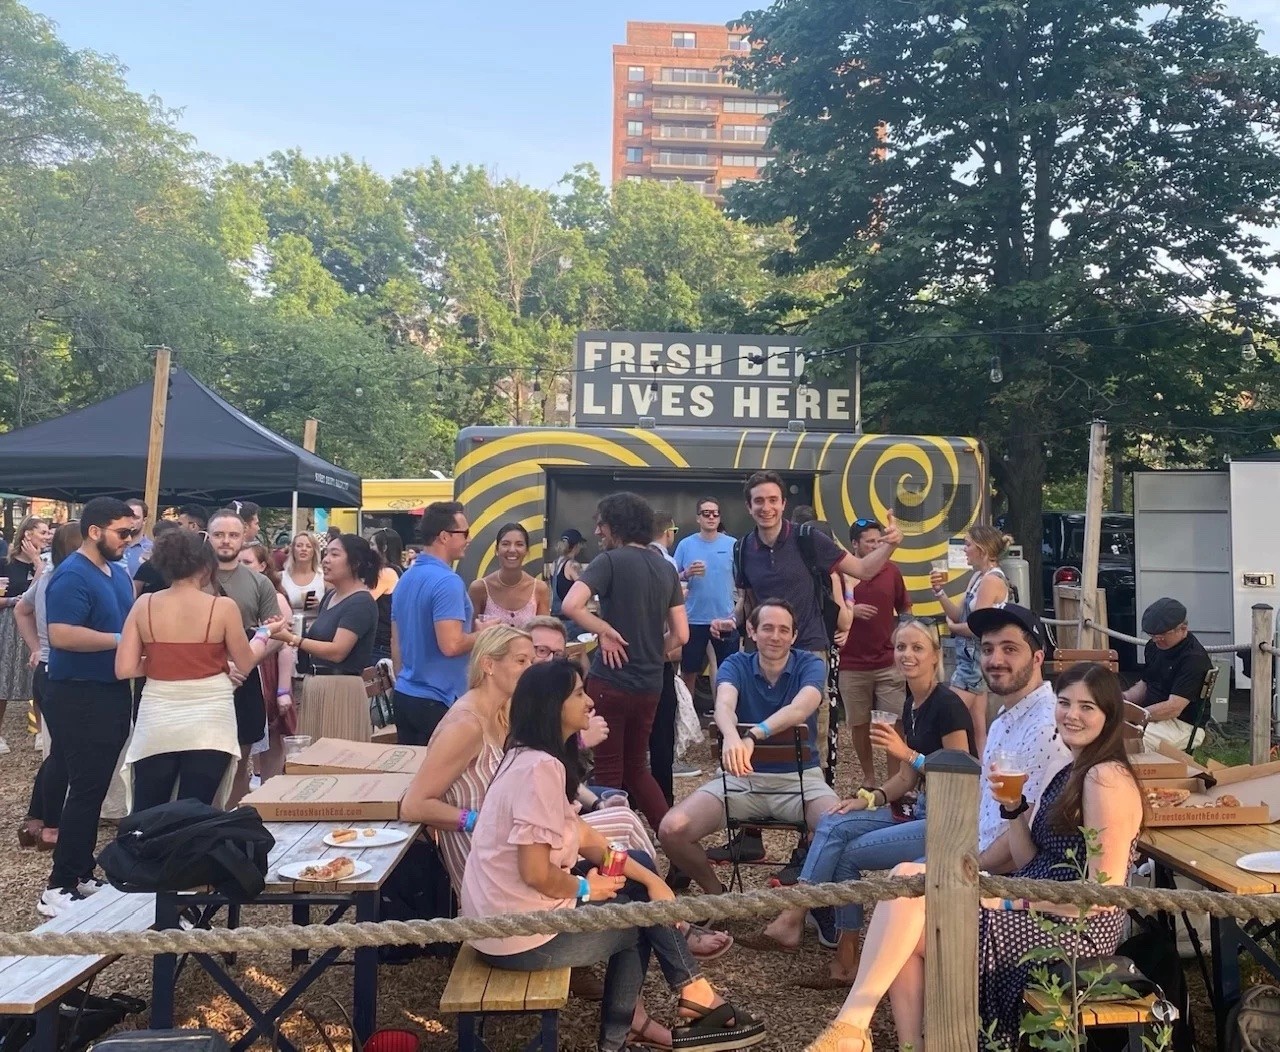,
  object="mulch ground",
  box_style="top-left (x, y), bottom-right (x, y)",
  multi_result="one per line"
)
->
top-left (0, 703), bottom-right (1223, 1051)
